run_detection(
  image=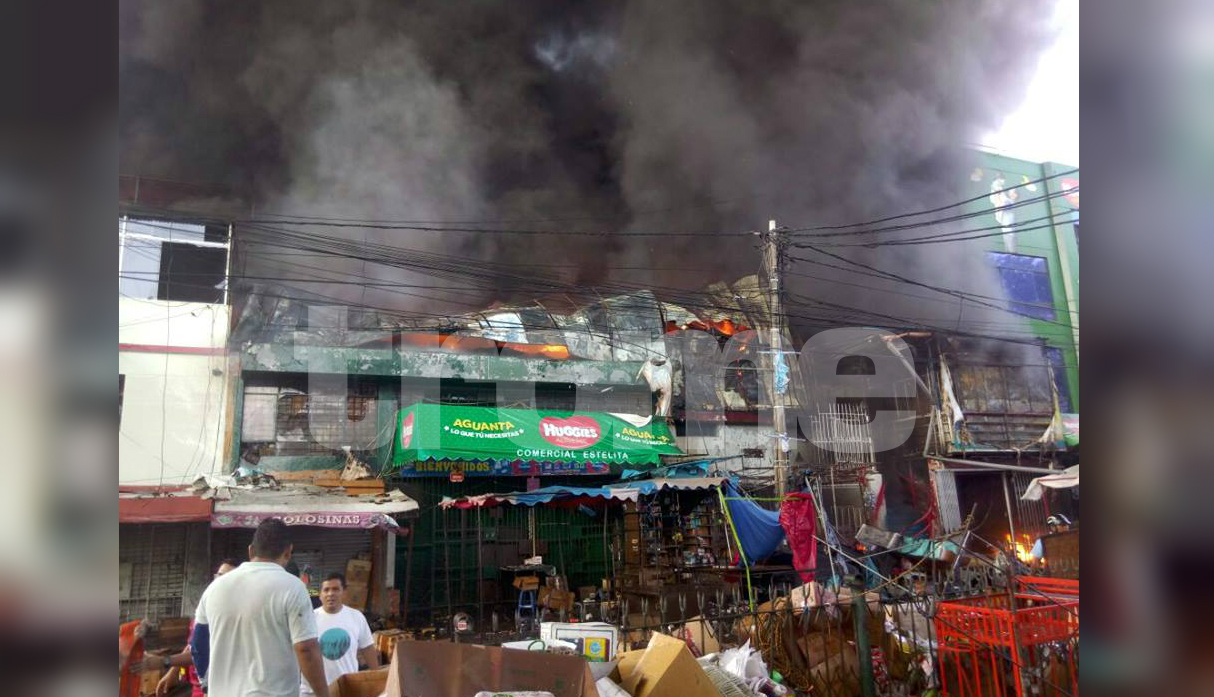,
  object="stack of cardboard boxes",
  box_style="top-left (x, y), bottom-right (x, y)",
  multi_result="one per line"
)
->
top-left (345, 558), bottom-right (372, 610)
